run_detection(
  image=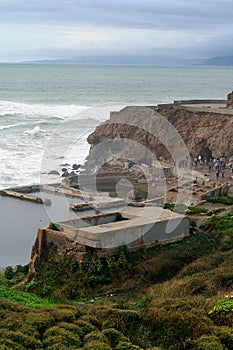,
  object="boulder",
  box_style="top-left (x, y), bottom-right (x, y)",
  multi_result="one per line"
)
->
top-left (72, 163), bottom-right (80, 170)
